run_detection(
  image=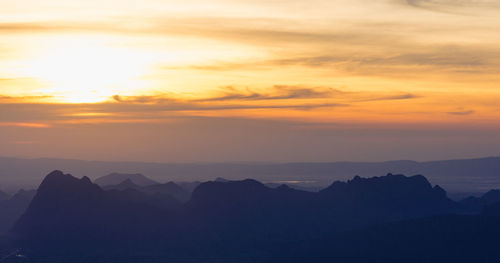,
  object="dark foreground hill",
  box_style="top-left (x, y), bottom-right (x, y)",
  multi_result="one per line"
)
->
top-left (6, 171), bottom-right (500, 262)
top-left (265, 215), bottom-right (500, 263)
